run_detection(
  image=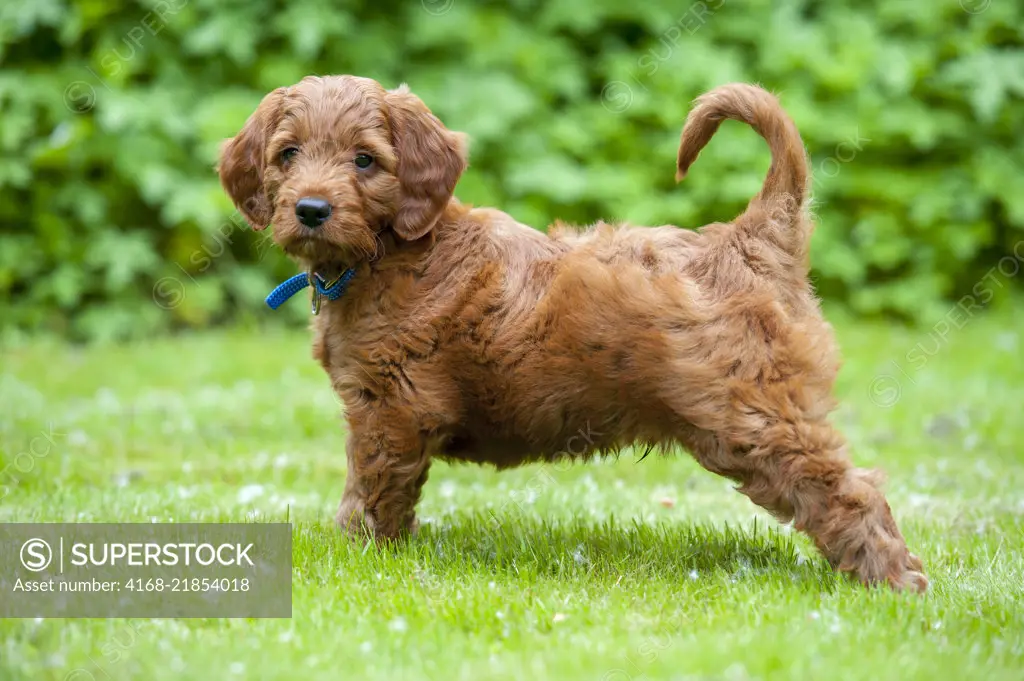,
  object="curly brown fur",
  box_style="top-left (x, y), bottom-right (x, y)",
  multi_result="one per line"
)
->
top-left (219, 76), bottom-right (927, 592)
